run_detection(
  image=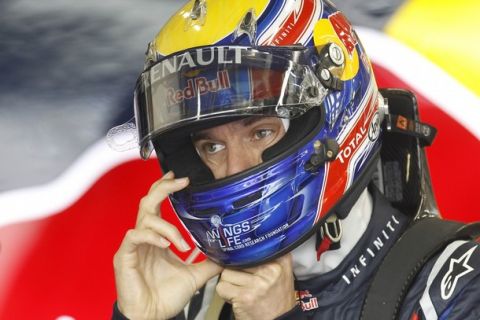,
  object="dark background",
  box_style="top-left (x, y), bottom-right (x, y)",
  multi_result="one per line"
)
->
top-left (0, 0), bottom-right (404, 191)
